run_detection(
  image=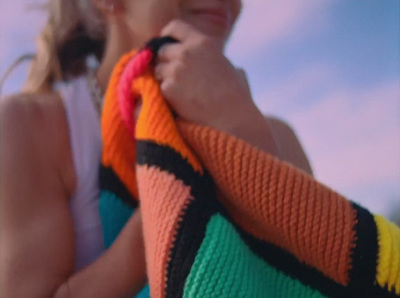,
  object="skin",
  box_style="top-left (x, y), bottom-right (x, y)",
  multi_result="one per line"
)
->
top-left (0, 0), bottom-right (312, 297)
